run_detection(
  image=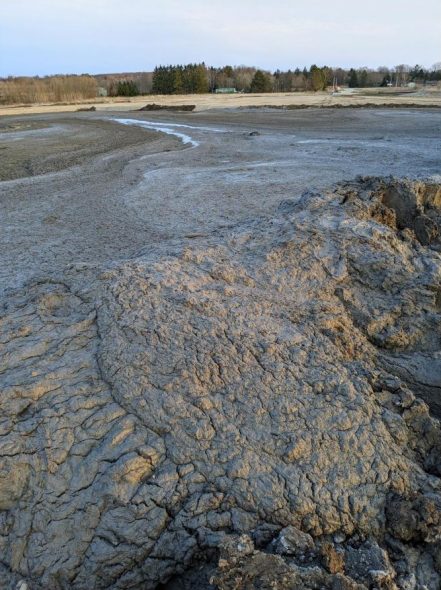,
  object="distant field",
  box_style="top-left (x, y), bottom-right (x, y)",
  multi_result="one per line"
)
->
top-left (1, 87), bottom-right (440, 116)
